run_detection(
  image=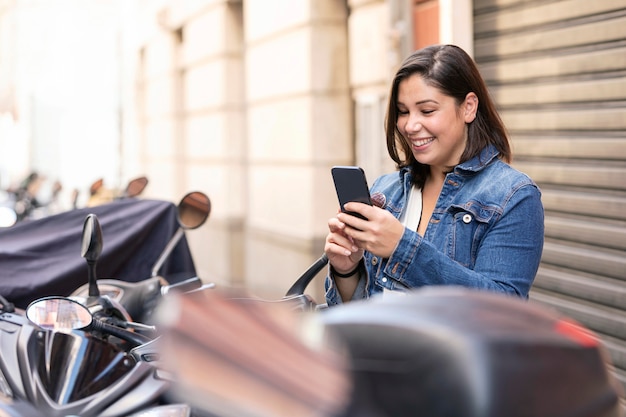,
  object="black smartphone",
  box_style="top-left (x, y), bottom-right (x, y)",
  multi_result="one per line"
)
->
top-left (331, 166), bottom-right (372, 220)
